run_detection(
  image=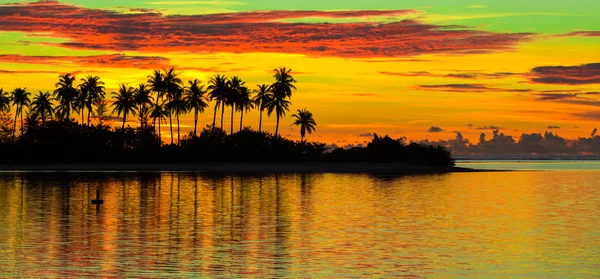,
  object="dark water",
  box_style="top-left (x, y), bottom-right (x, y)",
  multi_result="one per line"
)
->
top-left (0, 170), bottom-right (599, 278)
